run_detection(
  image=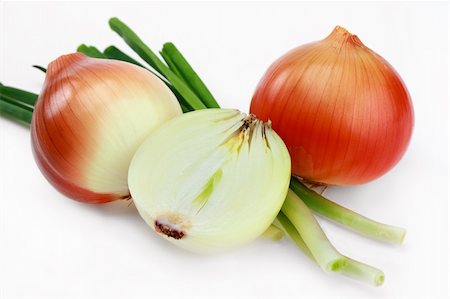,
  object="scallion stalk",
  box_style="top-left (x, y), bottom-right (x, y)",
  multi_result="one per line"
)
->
top-left (160, 50), bottom-right (184, 78)
top-left (104, 45), bottom-right (145, 67)
top-left (0, 94), bottom-right (33, 124)
top-left (0, 84), bottom-right (38, 107)
top-left (262, 224), bottom-right (285, 241)
top-left (290, 178), bottom-right (406, 244)
top-left (273, 213), bottom-right (313, 259)
top-left (282, 189), bottom-right (384, 286)
top-left (32, 65), bottom-right (47, 73)
top-left (108, 17), bottom-right (206, 110)
top-left (282, 189), bottom-right (346, 272)
top-left (161, 43), bottom-right (219, 108)
top-left (102, 45), bottom-right (169, 84)
top-left (77, 44), bottom-right (107, 58)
